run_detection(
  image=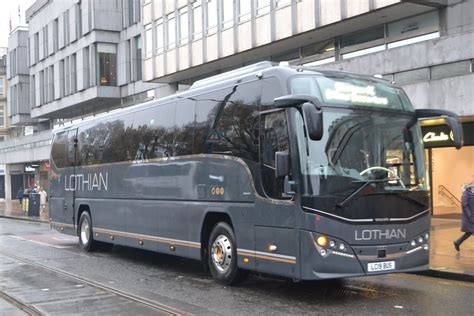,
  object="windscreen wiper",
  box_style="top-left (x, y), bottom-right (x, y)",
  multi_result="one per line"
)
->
top-left (335, 179), bottom-right (390, 208)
